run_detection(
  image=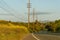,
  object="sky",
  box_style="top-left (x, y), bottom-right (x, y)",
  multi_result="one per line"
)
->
top-left (0, 0), bottom-right (60, 22)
